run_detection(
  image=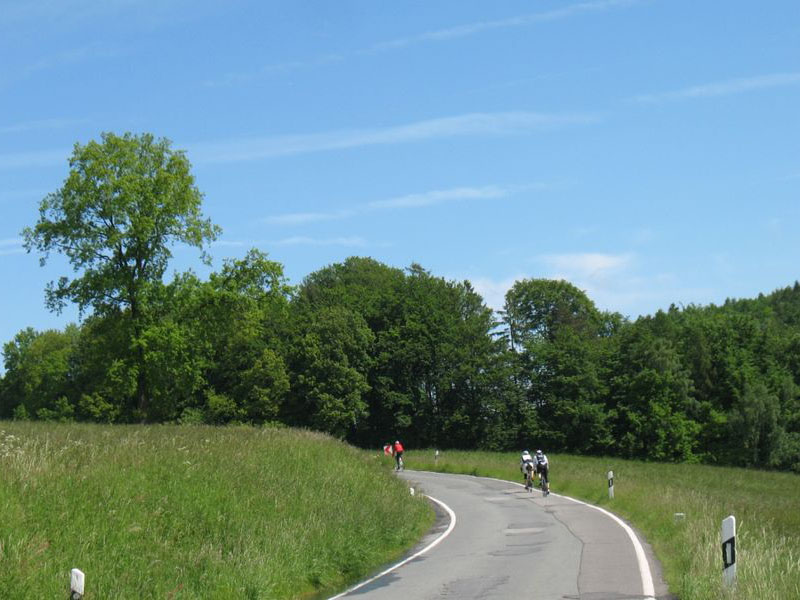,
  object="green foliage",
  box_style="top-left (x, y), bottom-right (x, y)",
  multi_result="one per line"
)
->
top-left (728, 381), bottom-right (781, 465)
top-left (236, 348), bottom-right (290, 422)
top-left (204, 389), bottom-right (242, 424)
top-left (193, 250), bottom-right (293, 424)
top-left (21, 132), bottom-right (220, 419)
top-left (292, 259), bottom-right (506, 449)
top-left (608, 329), bottom-right (699, 461)
top-left (12, 404), bottom-right (29, 421)
top-left (502, 280), bottom-right (617, 454)
top-left (36, 396), bottom-right (75, 422)
top-left (287, 305), bottom-right (374, 438)
top-left (22, 132), bottom-right (219, 316)
top-left (5, 267), bottom-right (800, 471)
top-left (503, 278), bottom-right (603, 346)
top-left (8, 135), bottom-right (800, 474)
top-left (0, 326), bottom-right (79, 419)
top-left (77, 393), bottom-right (120, 423)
